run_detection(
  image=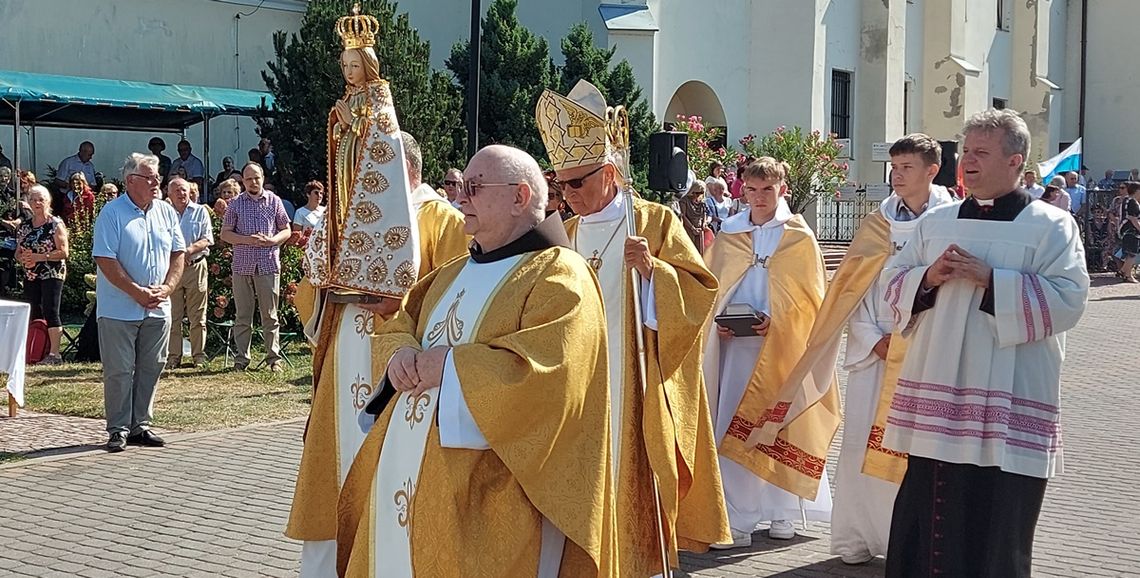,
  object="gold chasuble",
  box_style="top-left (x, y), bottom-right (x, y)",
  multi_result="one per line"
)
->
top-left (286, 8), bottom-right (468, 568)
top-left (337, 216), bottom-right (617, 578)
top-left (706, 214), bottom-right (839, 500)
